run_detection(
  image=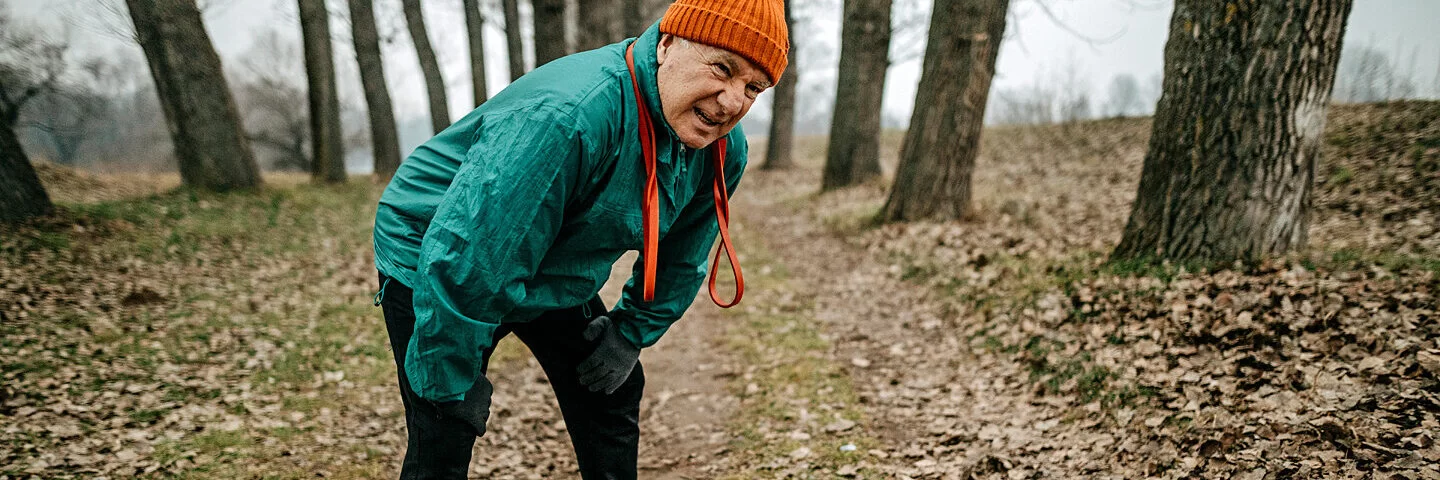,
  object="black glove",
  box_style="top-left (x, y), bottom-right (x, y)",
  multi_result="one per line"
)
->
top-left (433, 373), bottom-right (493, 436)
top-left (576, 315), bottom-right (641, 395)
